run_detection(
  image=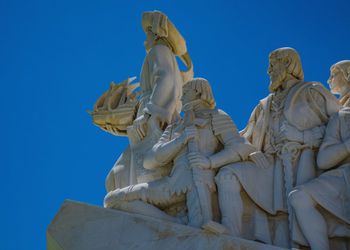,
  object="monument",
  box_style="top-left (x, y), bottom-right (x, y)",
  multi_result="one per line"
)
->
top-left (48, 10), bottom-right (350, 250)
